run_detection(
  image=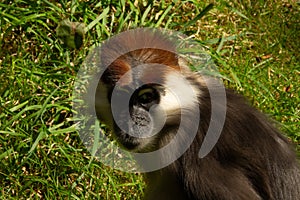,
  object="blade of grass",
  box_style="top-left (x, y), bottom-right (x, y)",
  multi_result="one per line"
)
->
top-left (28, 128), bottom-right (47, 154)
top-left (183, 3), bottom-right (214, 29)
top-left (48, 124), bottom-right (77, 135)
top-left (3, 105), bottom-right (42, 130)
top-left (85, 7), bottom-right (110, 33)
top-left (216, 34), bottom-right (226, 54)
top-left (9, 100), bottom-right (29, 112)
top-left (141, 5), bottom-right (152, 26)
top-left (33, 87), bottom-right (59, 124)
top-left (40, 0), bottom-right (64, 13)
top-left (155, 5), bottom-right (172, 28)
top-left (0, 148), bottom-right (14, 160)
